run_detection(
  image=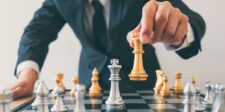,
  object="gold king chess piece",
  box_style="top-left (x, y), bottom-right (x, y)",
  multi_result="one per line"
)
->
top-left (70, 75), bottom-right (79, 97)
top-left (89, 68), bottom-right (102, 97)
top-left (129, 32), bottom-right (148, 81)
